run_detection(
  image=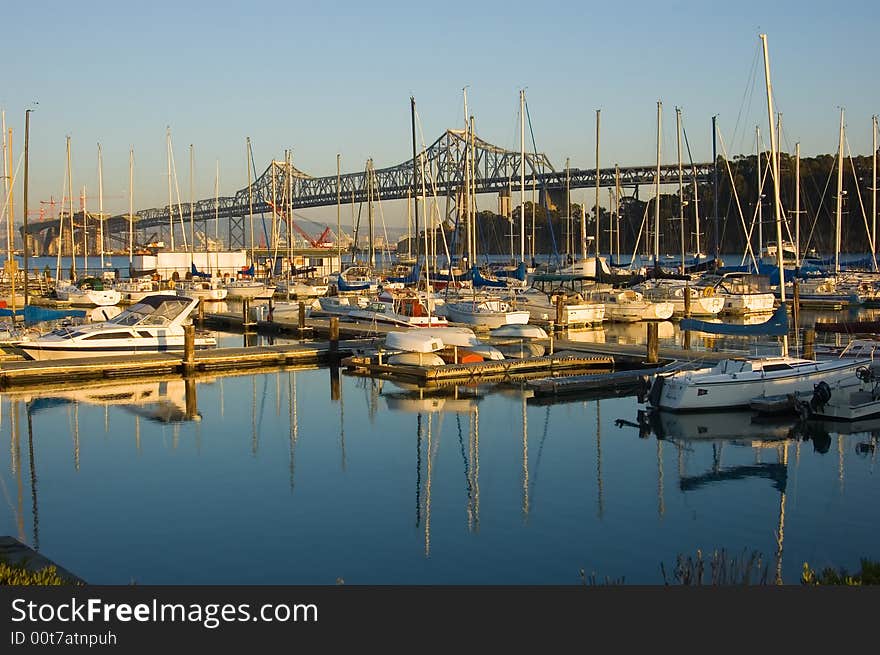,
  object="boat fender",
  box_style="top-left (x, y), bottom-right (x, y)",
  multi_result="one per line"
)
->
top-left (702, 286), bottom-right (714, 297)
top-left (168, 279), bottom-right (176, 289)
